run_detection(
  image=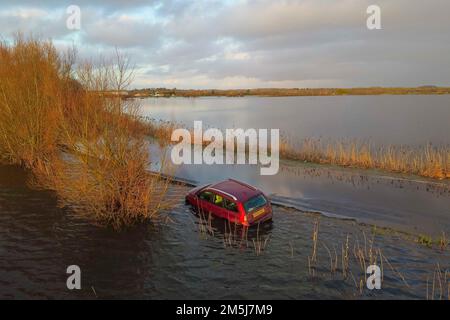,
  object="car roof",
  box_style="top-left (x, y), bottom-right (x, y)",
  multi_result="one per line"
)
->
top-left (207, 179), bottom-right (261, 202)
